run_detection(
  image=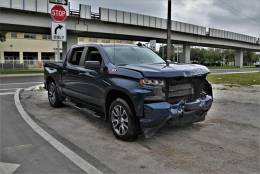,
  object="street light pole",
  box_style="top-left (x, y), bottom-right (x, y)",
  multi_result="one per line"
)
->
top-left (166, 0), bottom-right (172, 60)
